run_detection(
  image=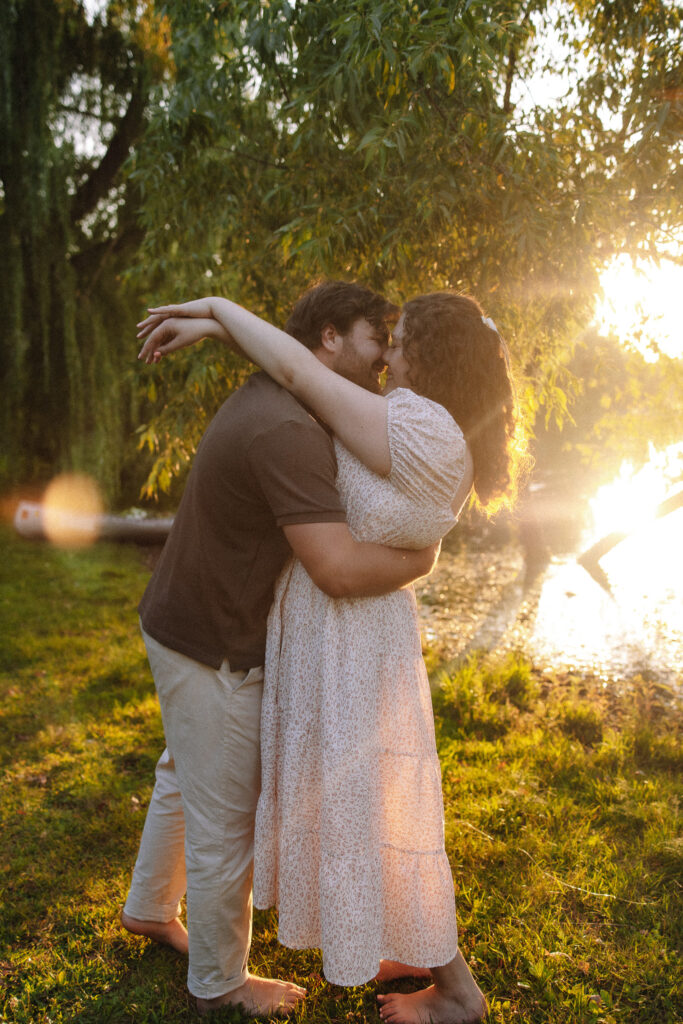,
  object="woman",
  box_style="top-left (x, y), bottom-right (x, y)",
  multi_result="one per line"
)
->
top-left (138, 288), bottom-right (521, 1024)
